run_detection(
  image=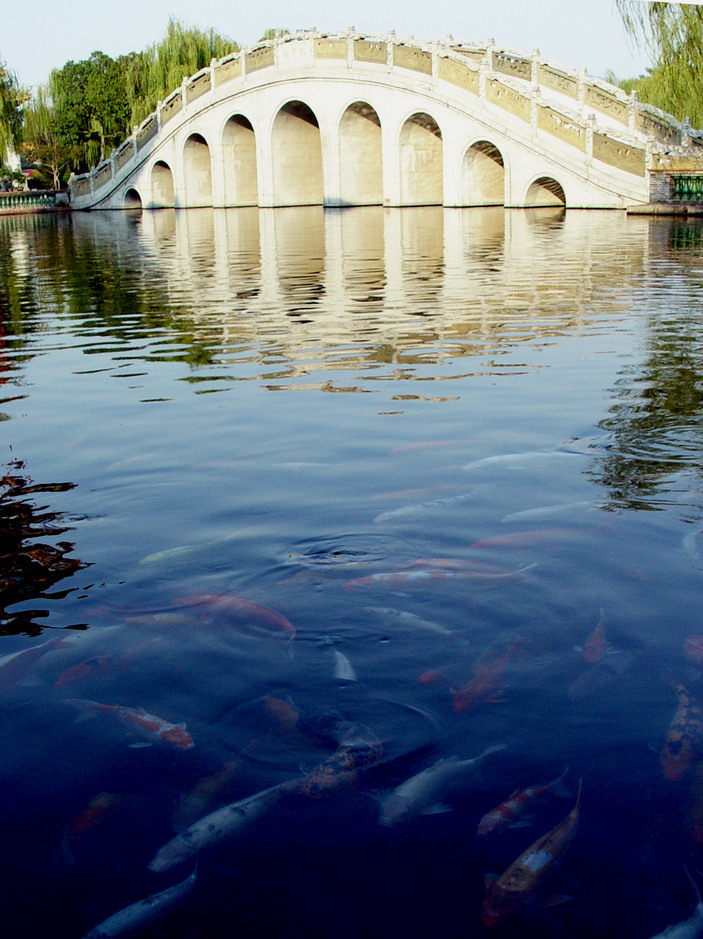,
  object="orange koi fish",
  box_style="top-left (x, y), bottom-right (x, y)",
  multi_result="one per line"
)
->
top-left (343, 565), bottom-right (534, 590)
top-left (69, 791), bottom-right (122, 837)
top-left (55, 654), bottom-right (117, 687)
top-left (660, 683), bottom-right (703, 782)
top-left (574, 608), bottom-right (610, 664)
top-left (173, 761), bottom-right (241, 831)
top-left (0, 634), bottom-right (74, 690)
top-left (174, 594), bottom-right (296, 639)
top-left (452, 637), bottom-right (528, 713)
top-left (482, 781), bottom-right (582, 928)
top-left (65, 698), bottom-right (194, 750)
top-left (296, 721), bottom-right (383, 799)
top-left (477, 768), bottom-right (570, 838)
